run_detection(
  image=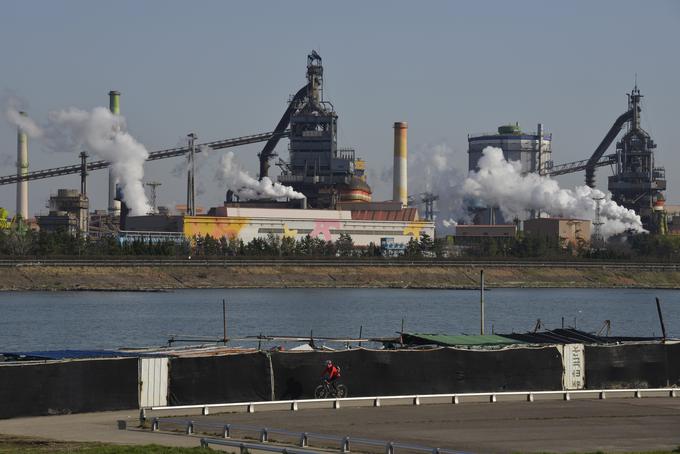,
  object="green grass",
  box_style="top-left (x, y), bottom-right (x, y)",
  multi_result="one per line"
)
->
top-left (0, 436), bottom-right (206, 454)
